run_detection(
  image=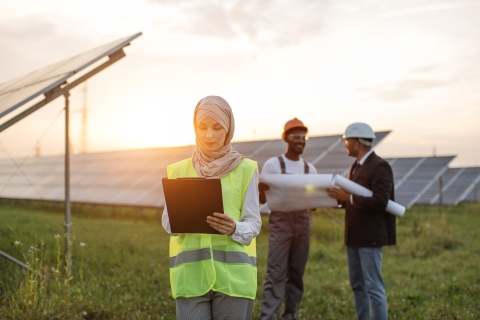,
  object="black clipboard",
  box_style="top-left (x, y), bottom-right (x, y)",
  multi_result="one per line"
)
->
top-left (162, 177), bottom-right (224, 234)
